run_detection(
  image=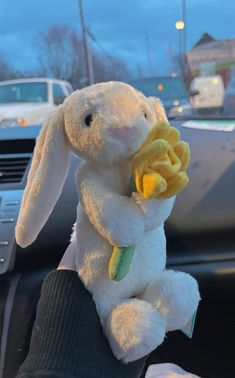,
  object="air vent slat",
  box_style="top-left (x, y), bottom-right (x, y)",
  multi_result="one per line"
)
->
top-left (0, 157), bottom-right (30, 184)
top-left (0, 172), bottom-right (24, 177)
top-left (0, 166), bottom-right (26, 171)
top-left (0, 160), bottom-right (29, 166)
top-left (0, 178), bottom-right (23, 183)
